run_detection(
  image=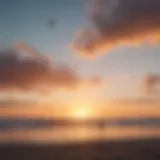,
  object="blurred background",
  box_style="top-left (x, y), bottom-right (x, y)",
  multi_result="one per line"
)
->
top-left (0, 0), bottom-right (160, 159)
